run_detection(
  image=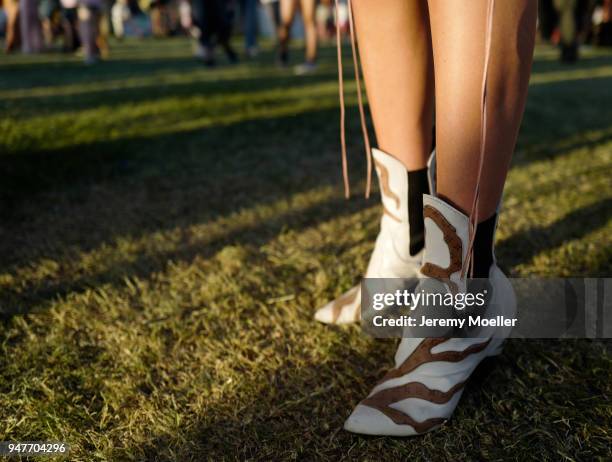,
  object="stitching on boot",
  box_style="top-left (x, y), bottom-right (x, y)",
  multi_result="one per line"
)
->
top-left (421, 205), bottom-right (463, 290)
top-left (360, 338), bottom-right (490, 433)
top-left (374, 158), bottom-right (401, 211)
top-left (379, 338), bottom-right (490, 383)
top-left (331, 286), bottom-right (359, 323)
top-left (361, 380), bottom-right (467, 433)
top-left (382, 204), bottom-right (401, 222)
